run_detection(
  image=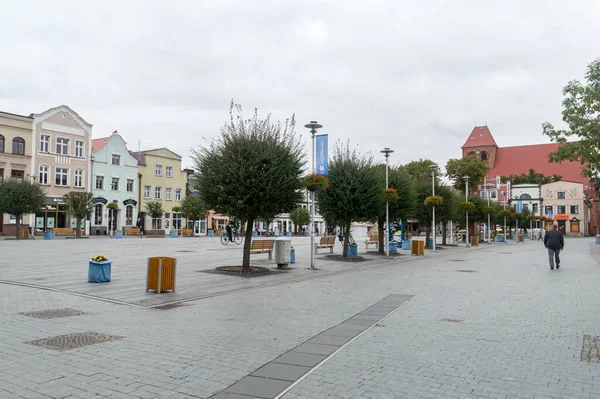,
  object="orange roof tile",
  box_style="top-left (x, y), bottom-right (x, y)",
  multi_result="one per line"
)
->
top-left (462, 126), bottom-right (498, 148)
top-left (91, 137), bottom-right (109, 153)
